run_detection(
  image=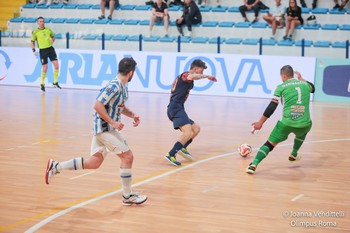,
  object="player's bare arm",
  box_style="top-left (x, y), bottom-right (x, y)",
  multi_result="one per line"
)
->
top-left (187, 74), bottom-right (217, 82)
top-left (122, 107), bottom-right (140, 127)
